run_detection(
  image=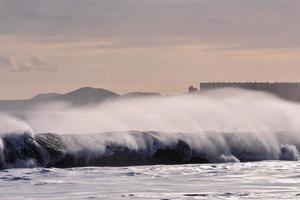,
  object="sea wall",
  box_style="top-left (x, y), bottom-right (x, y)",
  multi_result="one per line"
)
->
top-left (200, 82), bottom-right (300, 102)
